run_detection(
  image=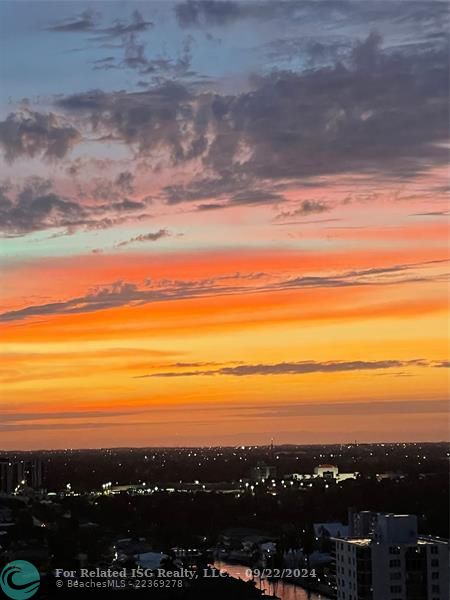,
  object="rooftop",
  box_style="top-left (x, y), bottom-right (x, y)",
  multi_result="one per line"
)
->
top-left (334, 536), bottom-right (448, 547)
top-left (336, 538), bottom-right (371, 546)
